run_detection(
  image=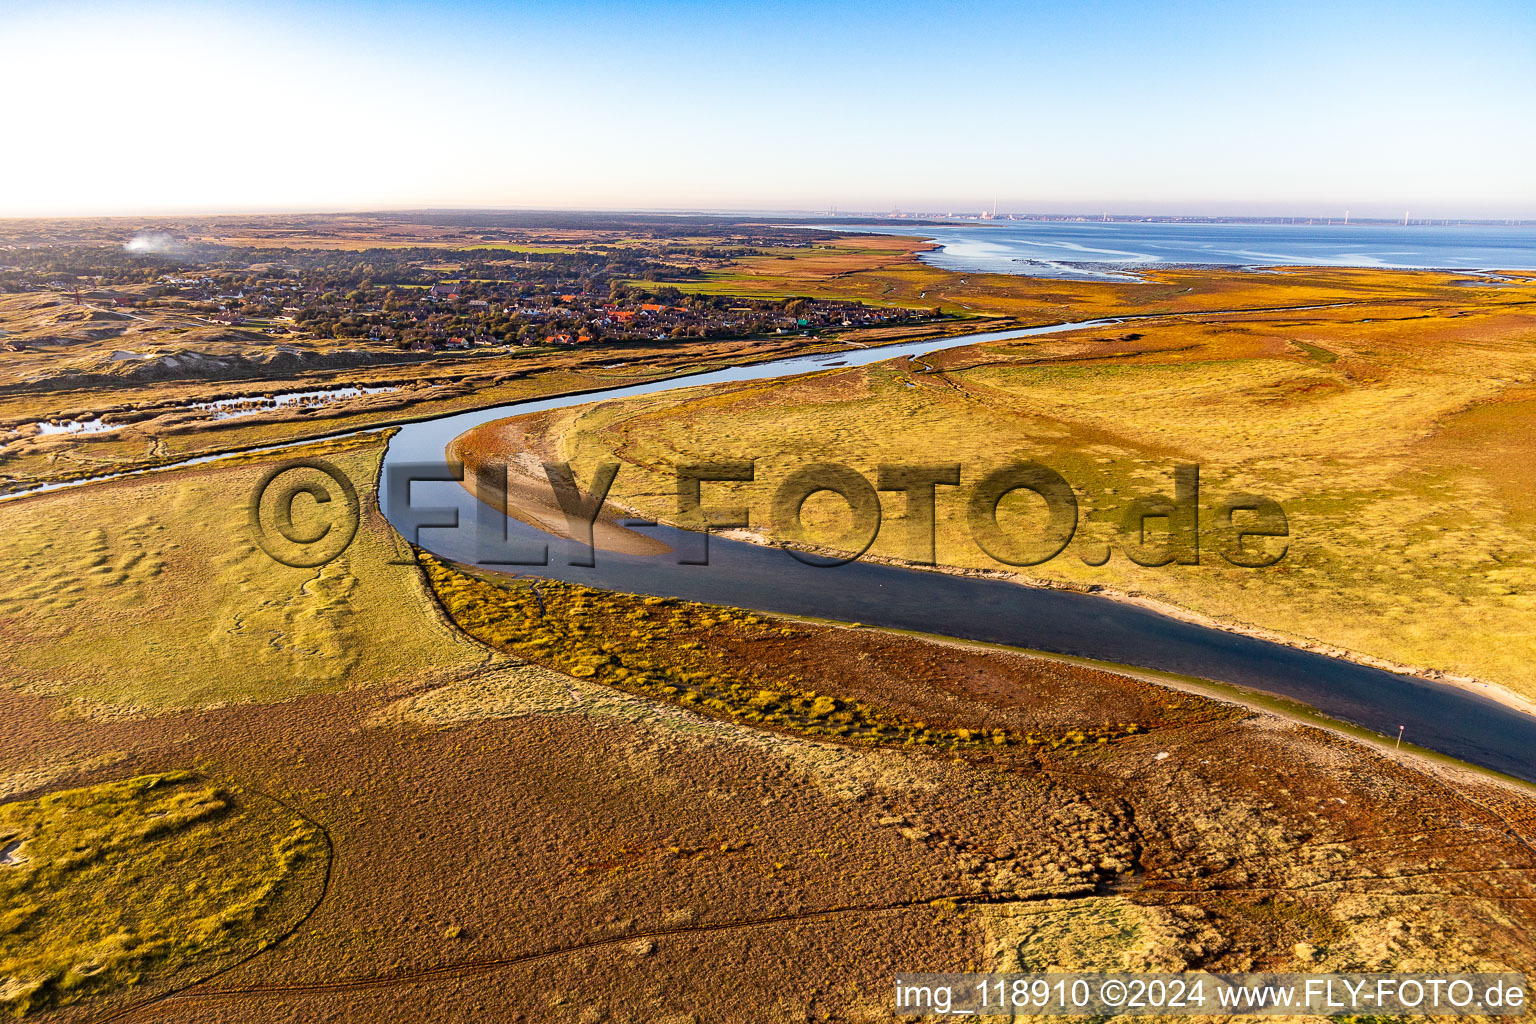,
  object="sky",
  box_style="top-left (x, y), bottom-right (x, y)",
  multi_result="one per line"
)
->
top-left (3, 0), bottom-right (1534, 219)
